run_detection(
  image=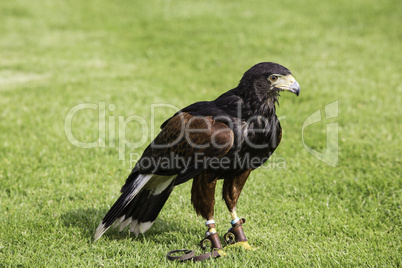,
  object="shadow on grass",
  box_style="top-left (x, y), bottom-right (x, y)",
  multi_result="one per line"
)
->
top-left (61, 208), bottom-right (201, 245)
